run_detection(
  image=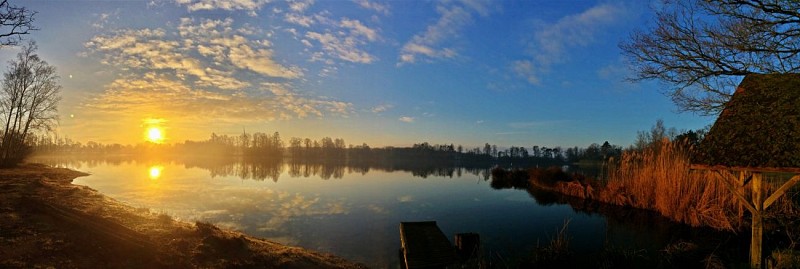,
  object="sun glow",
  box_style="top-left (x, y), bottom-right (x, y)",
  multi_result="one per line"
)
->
top-left (148, 165), bottom-right (163, 180)
top-left (143, 118), bottom-right (167, 144)
top-left (146, 126), bottom-right (165, 144)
